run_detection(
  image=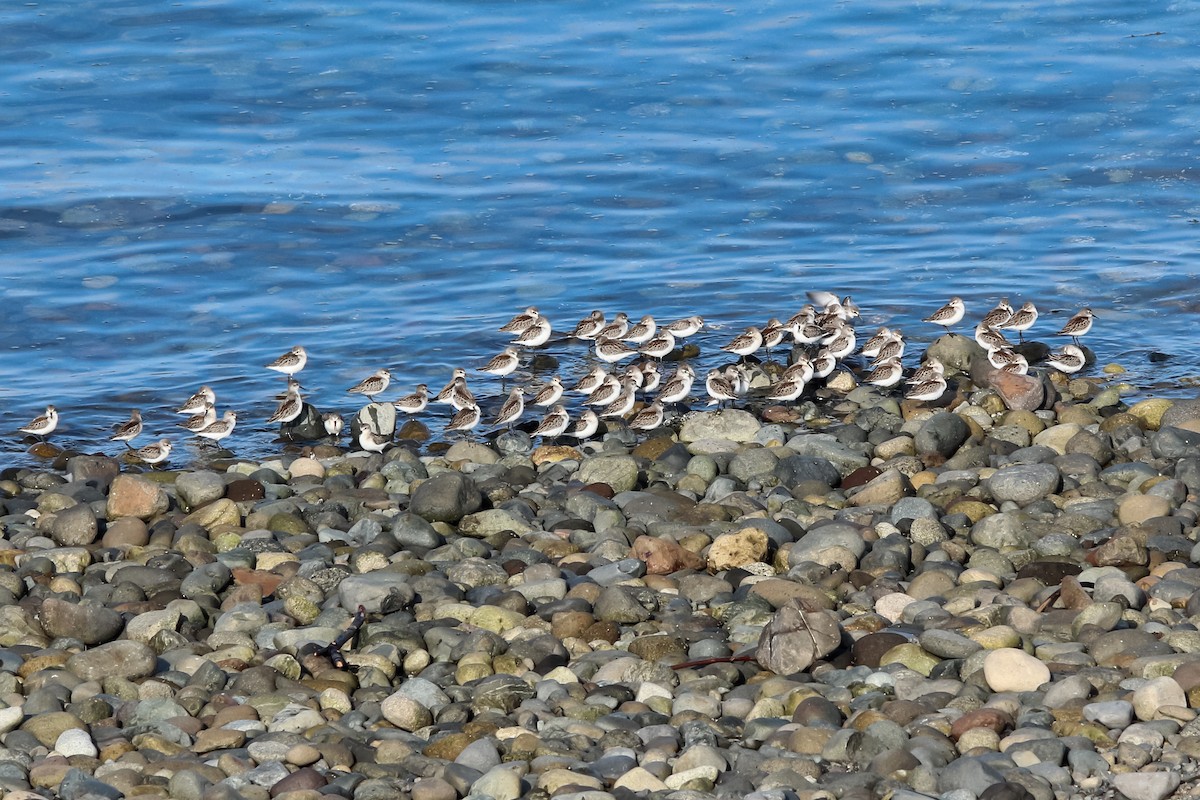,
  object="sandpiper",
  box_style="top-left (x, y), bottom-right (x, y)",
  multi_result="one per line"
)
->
top-left (765, 377), bottom-right (806, 402)
top-left (176, 386), bottom-right (216, 415)
top-left (393, 384), bottom-right (429, 415)
top-left (358, 428), bottom-right (391, 453)
top-left (268, 385), bottom-right (303, 424)
top-left (571, 366), bottom-right (608, 395)
top-left (532, 404), bottom-right (569, 440)
top-left (1045, 344), bottom-right (1086, 374)
top-left (638, 330), bottom-right (676, 360)
top-left (491, 388), bottom-right (525, 429)
top-left (198, 410), bottom-right (238, 443)
top-left (499, 306), bottom-right (538, 333)
top-left (721, 326), bottom-right (763, 361)
top-left (924, 297), bottom-right (966, 329)
top-left (1056, 308), bottom-right (1094, 344)
top-left (512, 316), bottom-right (552, 347)
top-left (595, 312), bottom-right (631, 341)
top-left (705, 369), bottom-right (738, 407)
top-left (322, 412), bottom-right (345, 437)
top-left (265, 346), bottom-right (307, 378)
top-left (480, 347), bottom-right (521, 388)
top-left (110, 409), bottom-right (143, 447)
top-left (445, 403), bottom-right (482, 434)
top-left (863, 358), bottom-right (905, 388)
top-left (905, 376), bottom-right (948, 403)
top-left (568, 409), bottom-right (600, 440)
top-left (133, 438), bottom-right (172, 466)
top-left (435, 369), bottom-right (467, 403)
top-left (347, 368), bottom-right (392, 401)
top-left (981, 299), bottom-right (1014, 330)
top-left (656, 364), bottom-right (695, 405)
top-left (628, 401), bottom-right (665, 431)
top-left (177, 402), bottom-right (217, 434)
top-left (19, 406), bottom-right (58, 438)
top-left (531, 376), bottom-right (565, 407)
top-left (571, 310), bottom-right (606, 340)
top-left (624, 314), bottom-right (657, 344)
top-left (1002, 301), bottom-right (1038, 341)
top-left (594, 336), bottom-right (639, 364)
top-left (663, 315), bottom-right (704, 338)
